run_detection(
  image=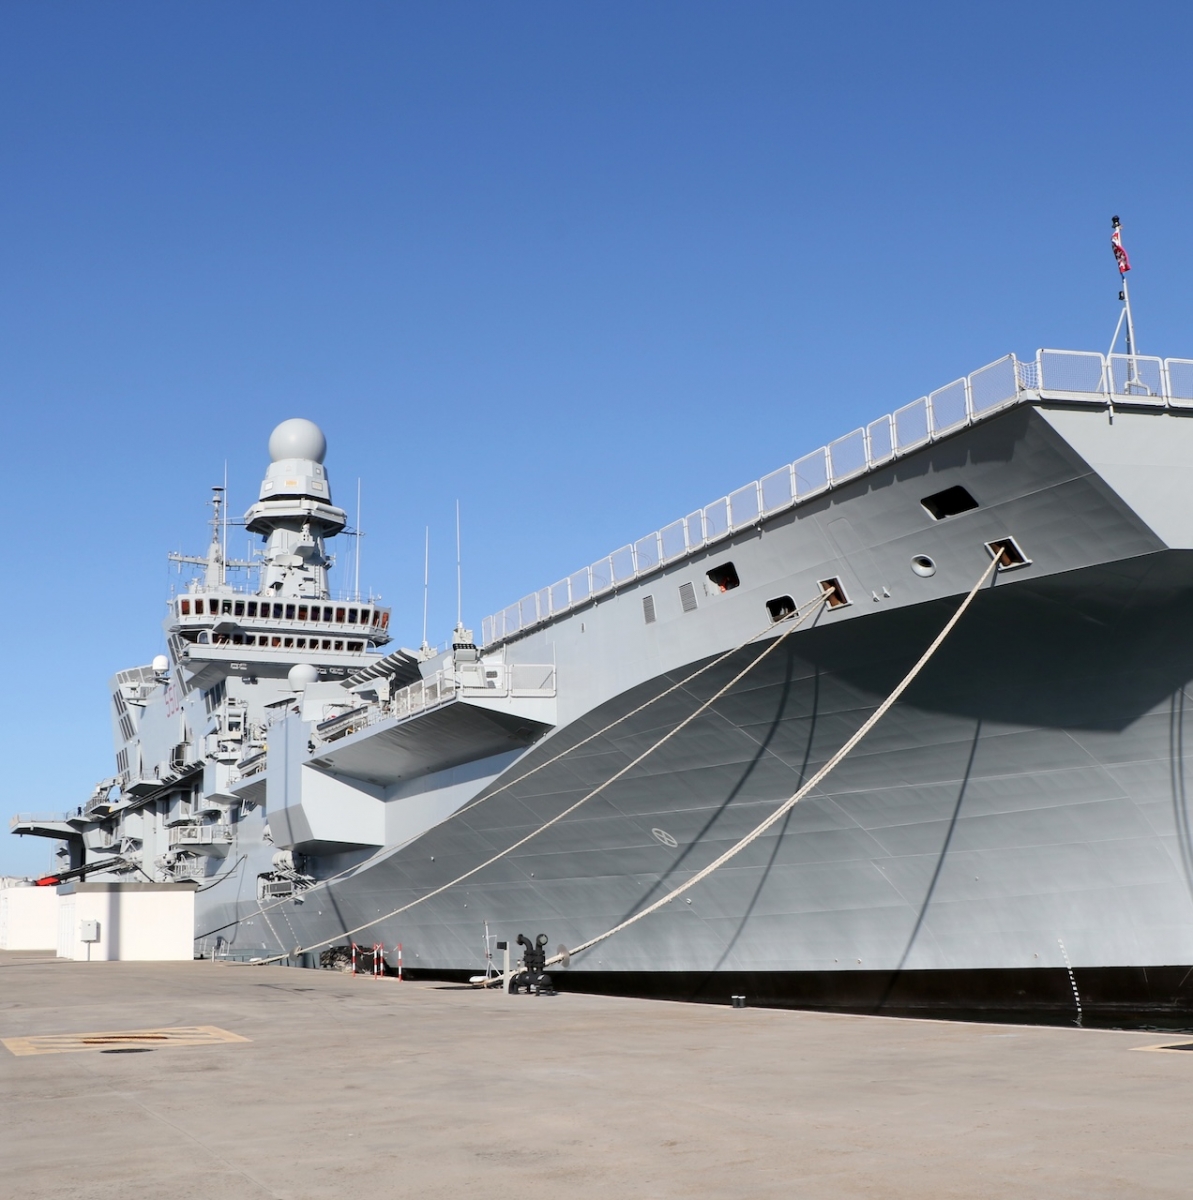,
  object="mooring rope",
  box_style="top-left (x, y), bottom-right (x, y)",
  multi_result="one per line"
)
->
top-left (196, 590), bottom-right (828, 944)
top-left (532, 554), bottom-right (1000, 974)
top-left (252, 588), bottom-right (832, 965)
